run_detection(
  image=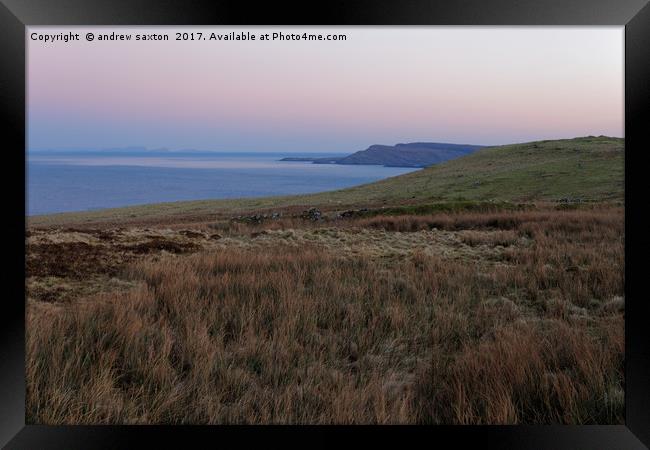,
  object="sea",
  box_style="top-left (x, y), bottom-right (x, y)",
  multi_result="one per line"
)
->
top-left (27, 151), bottom-right (418, 216)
